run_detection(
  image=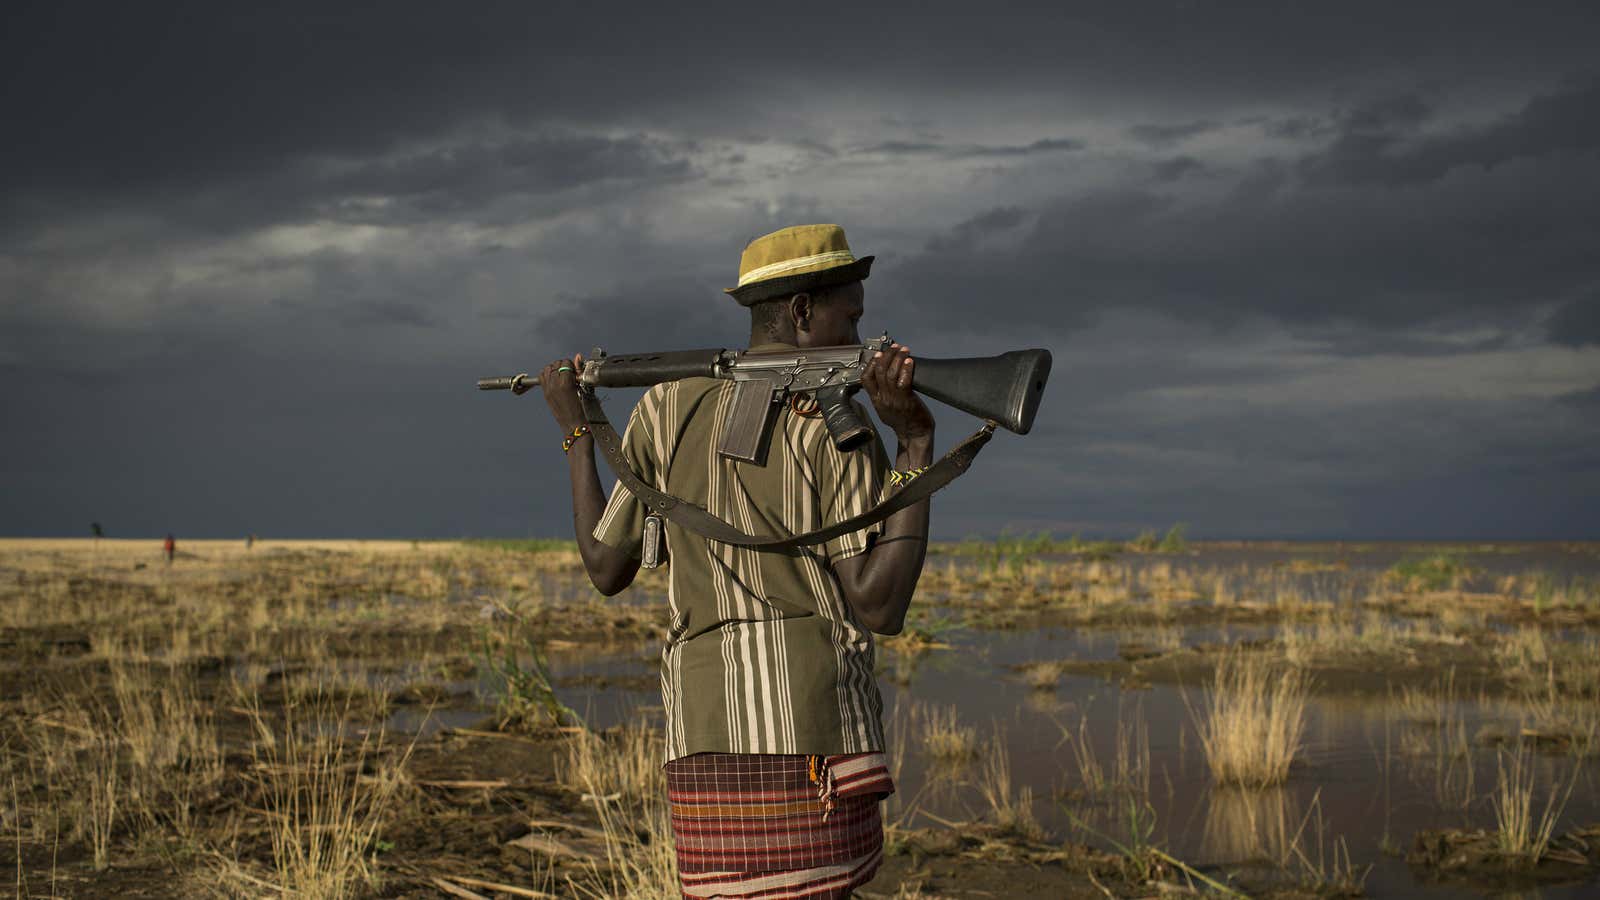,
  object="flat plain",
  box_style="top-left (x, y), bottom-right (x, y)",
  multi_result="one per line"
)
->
top-left (4, 536), bottom-right (1599, 898)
